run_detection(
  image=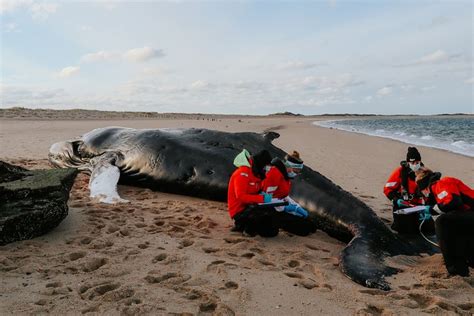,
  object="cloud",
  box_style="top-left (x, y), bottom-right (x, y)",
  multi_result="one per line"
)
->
top-left (419, 16), bottom-right (450, 30)
top-left (300, 73), bottom-right (364, 90)
top-left (421, 86), bottom-right (435, 92)
top-left (0, 0), bottom-right (29, 14)
top-left (30, 2), bottom-right (57, 19)
top-left (81, 51), bottom-right (118, 63)
top-left (417, 50), bottom-right (449, 64)
top-left (0, 0), bottom-right (58, 19)
top-left (81, 47), bottom-right (165, 63)
top-left (58, 66), bottom-right (80, 78)
top-left (3, 22), bottom-right (19, 33)
top-left (278, 61), bottom-right (322, 71)
top-left (465, 77), bottom-right (474, 84)
top-left (0, 84), bottom-right (66, 106)
top-left (190, 80), bottom-right (210, 89)
top-left (123, 47), bottom-right (165, 62)
top-left (396, 50), bottom-right (462, 67)
top-left (377, 86), bottom-right (393, 96)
